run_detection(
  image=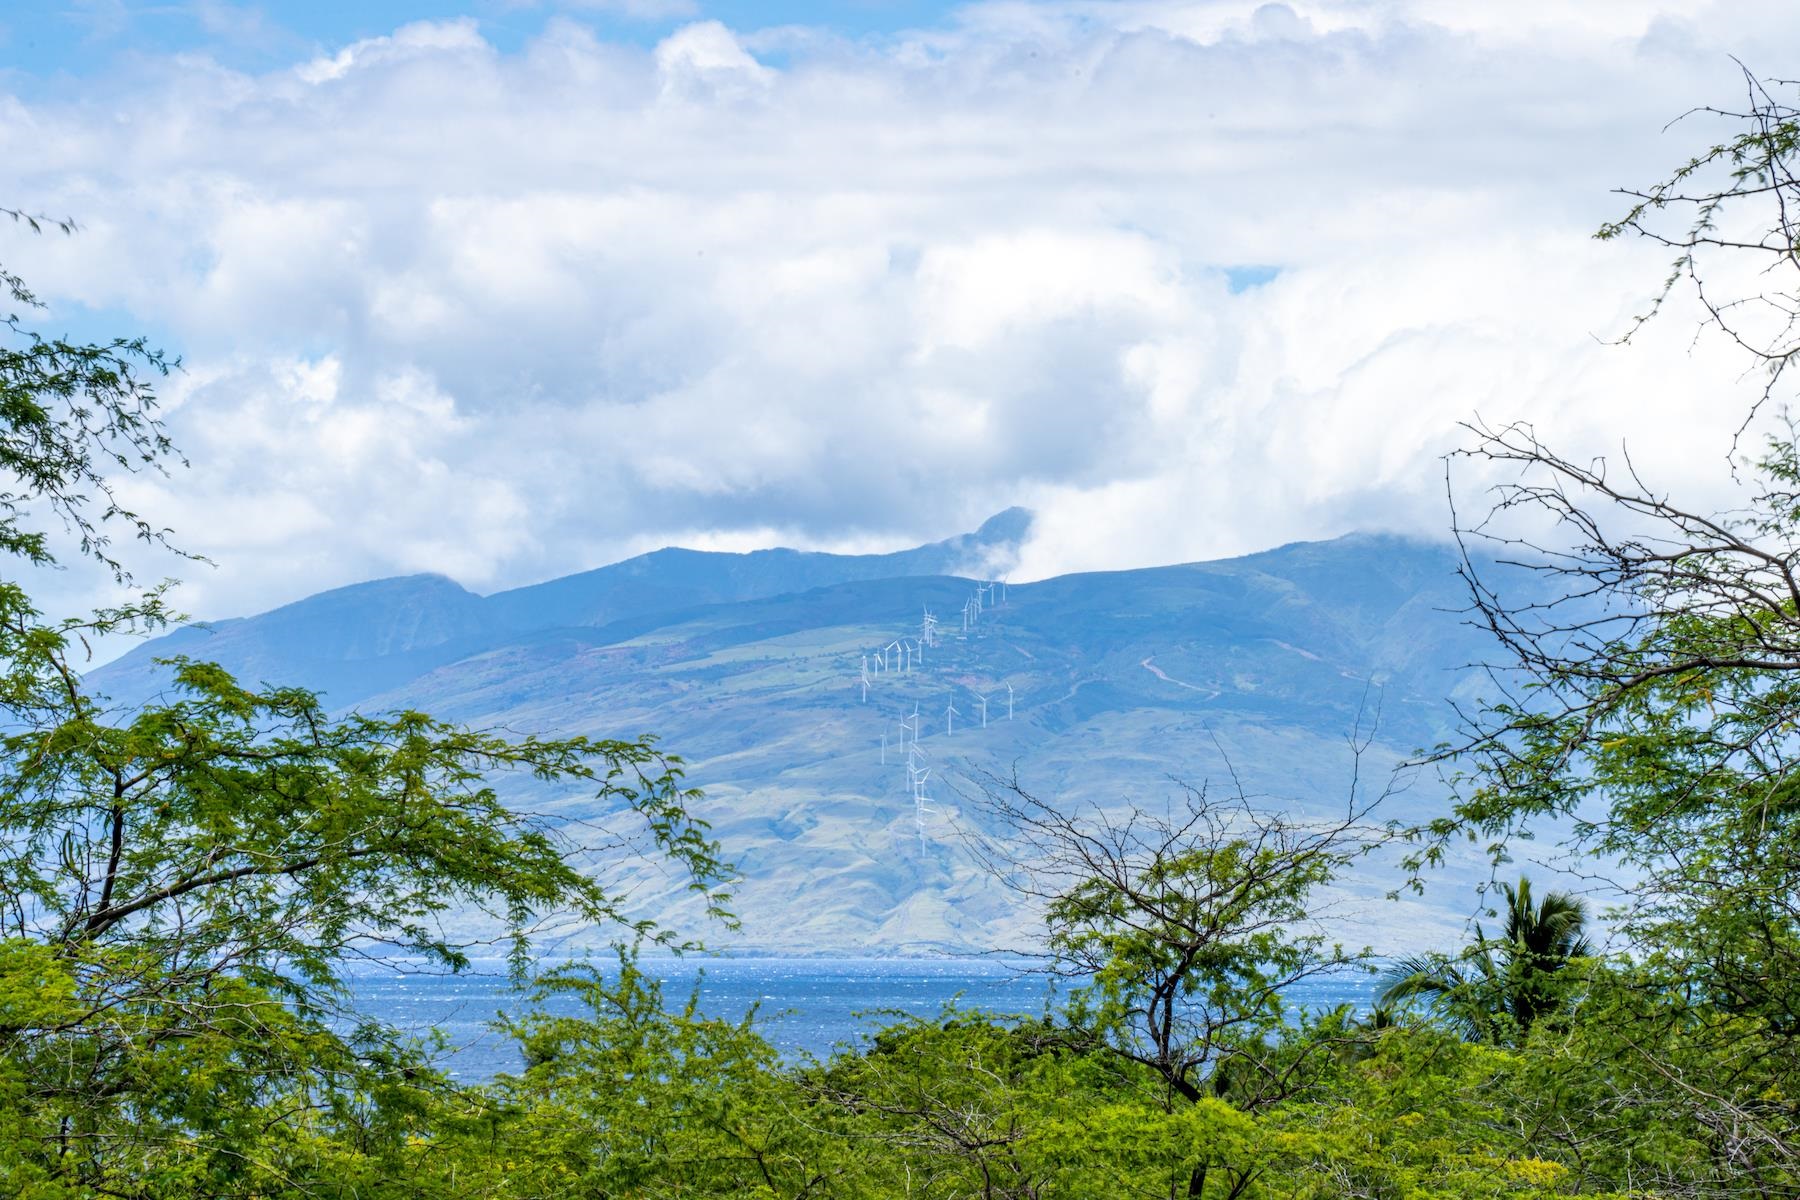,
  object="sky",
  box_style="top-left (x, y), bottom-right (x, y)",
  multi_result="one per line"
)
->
top-left (5, 0), bottom-right (1800, 632)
